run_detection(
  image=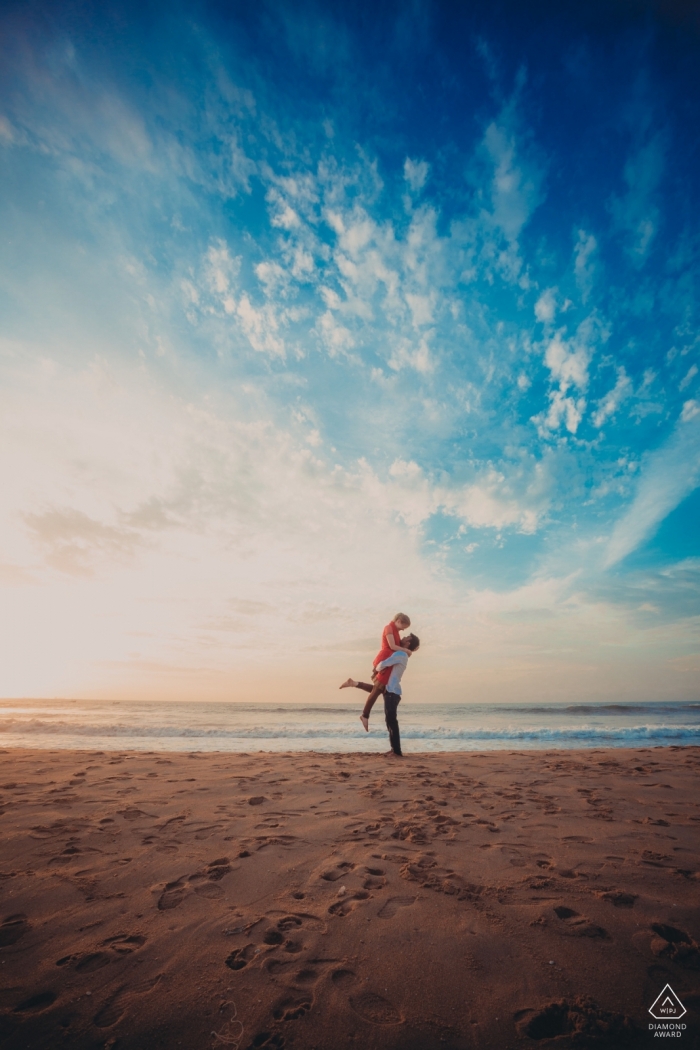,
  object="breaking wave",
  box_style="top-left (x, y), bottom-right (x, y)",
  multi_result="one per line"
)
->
top-left (1, 718), bottom-right (699, 747)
